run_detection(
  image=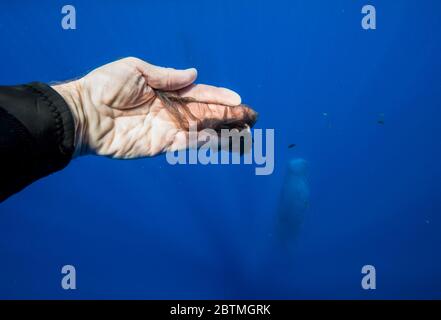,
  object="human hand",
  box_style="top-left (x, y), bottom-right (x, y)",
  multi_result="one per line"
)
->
top-left (53, 57), bottom-right (257, 158)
